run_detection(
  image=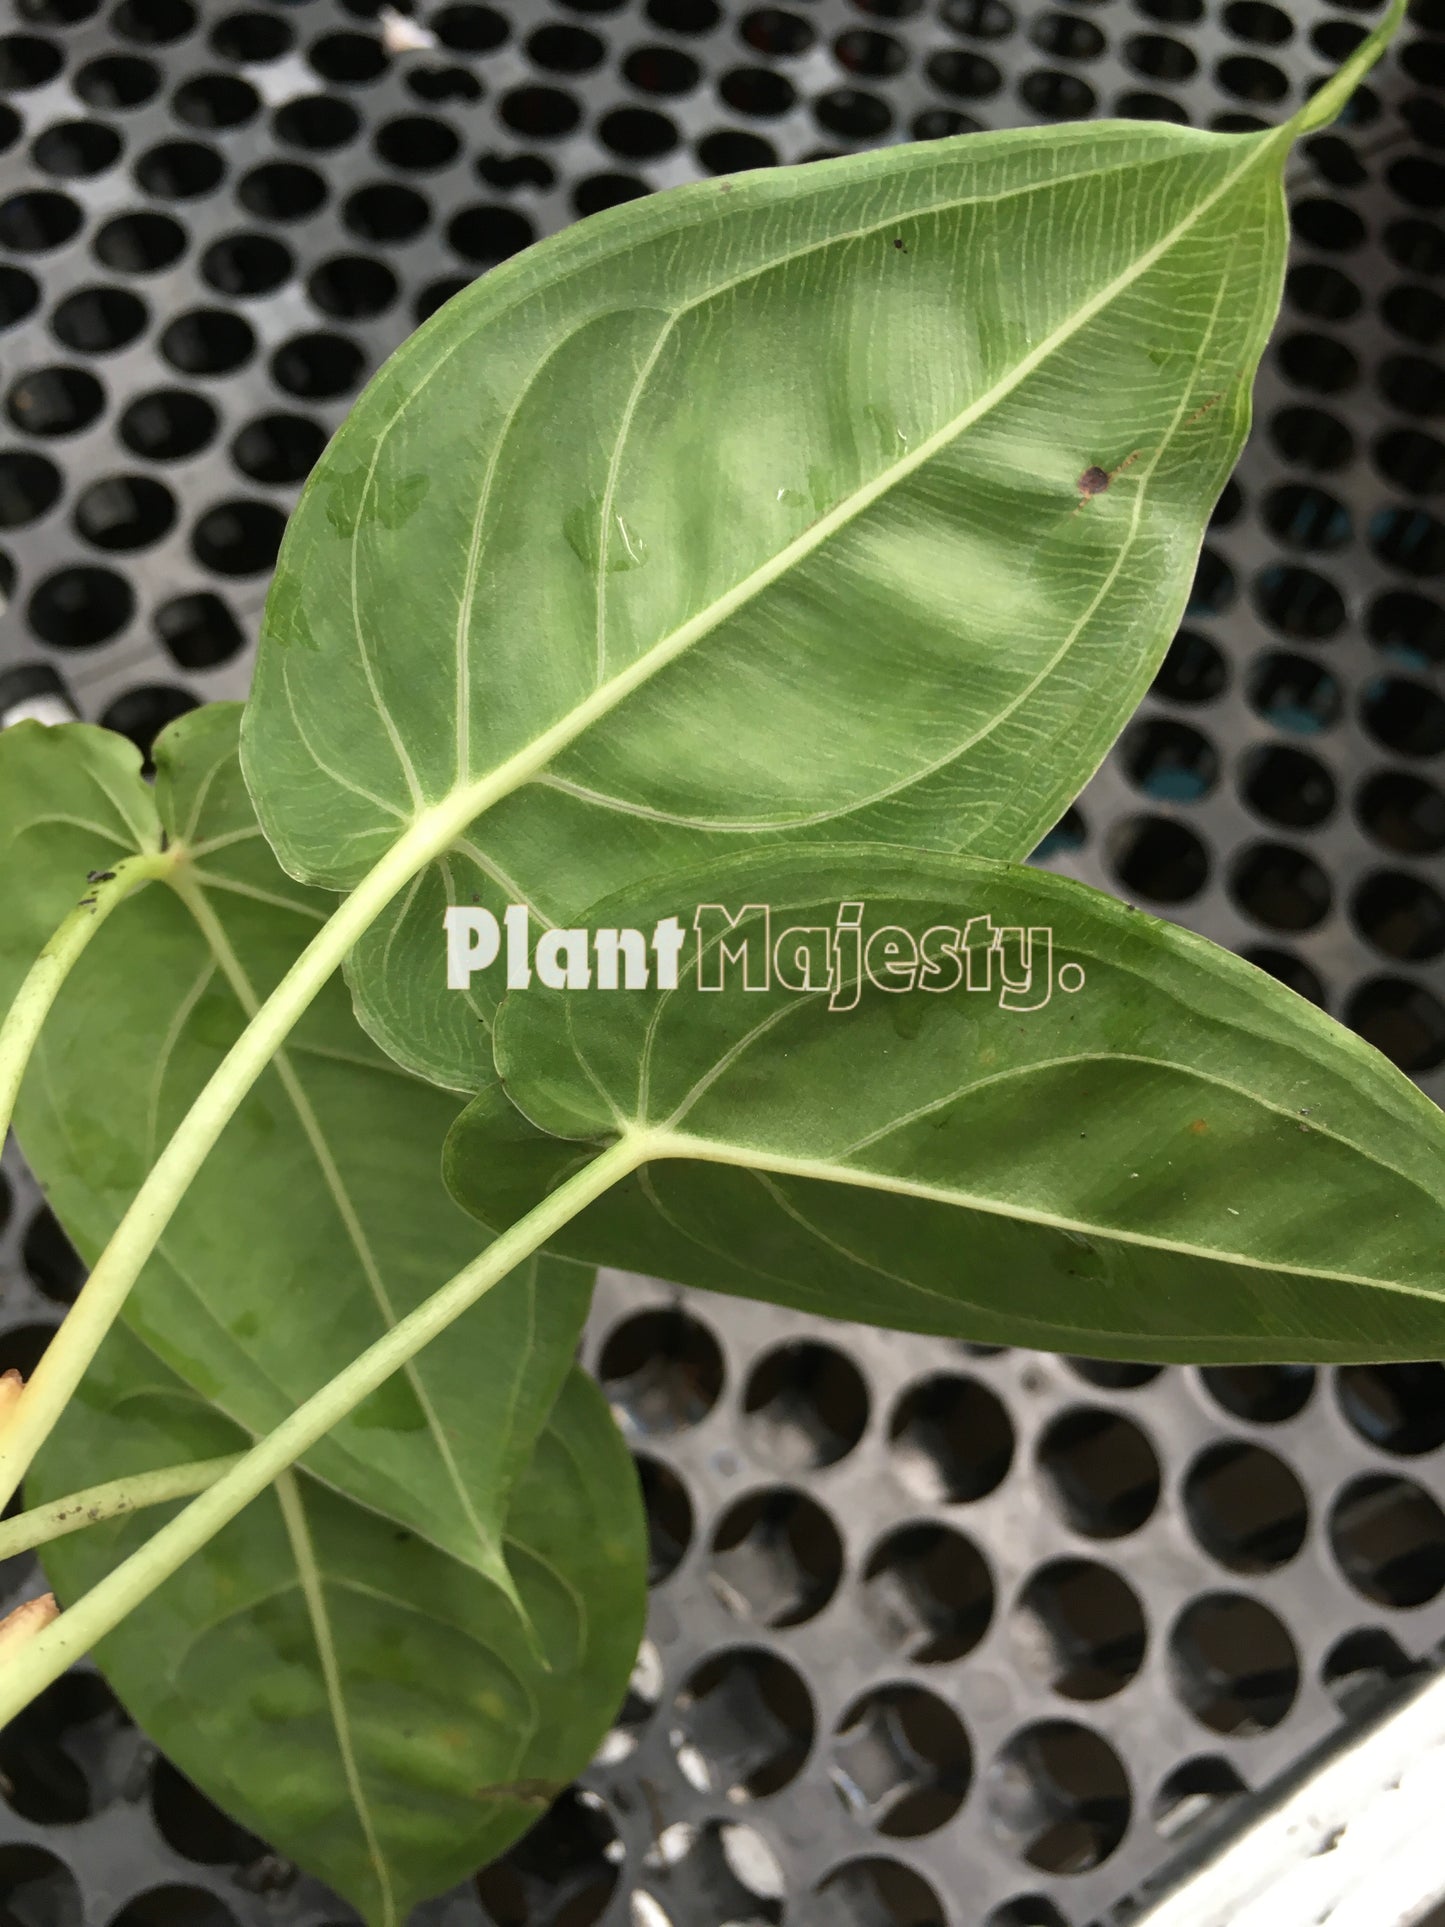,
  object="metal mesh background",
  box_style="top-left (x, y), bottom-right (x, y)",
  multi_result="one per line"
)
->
top-left (1, 0), bottom-right (1444, 1922)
